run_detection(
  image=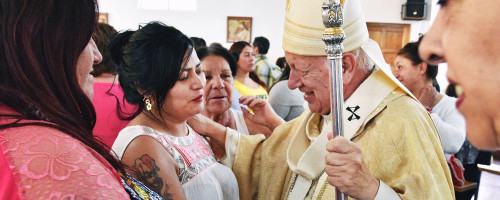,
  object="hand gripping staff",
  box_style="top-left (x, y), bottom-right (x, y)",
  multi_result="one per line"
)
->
top-left (322, 0), bottom-right (347, 199)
